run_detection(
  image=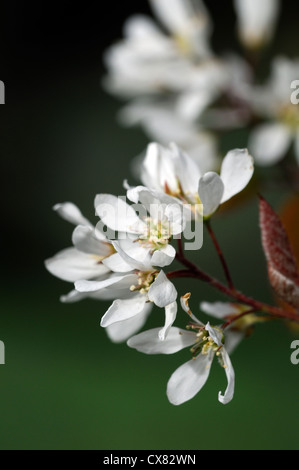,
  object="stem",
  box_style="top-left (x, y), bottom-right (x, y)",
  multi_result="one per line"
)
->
top-left (221, 309), bottom-right (257, 330)
top-left (167, 266), bottom-right (299, 323)
top-left (205, 220), bottom-right (234, 289)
